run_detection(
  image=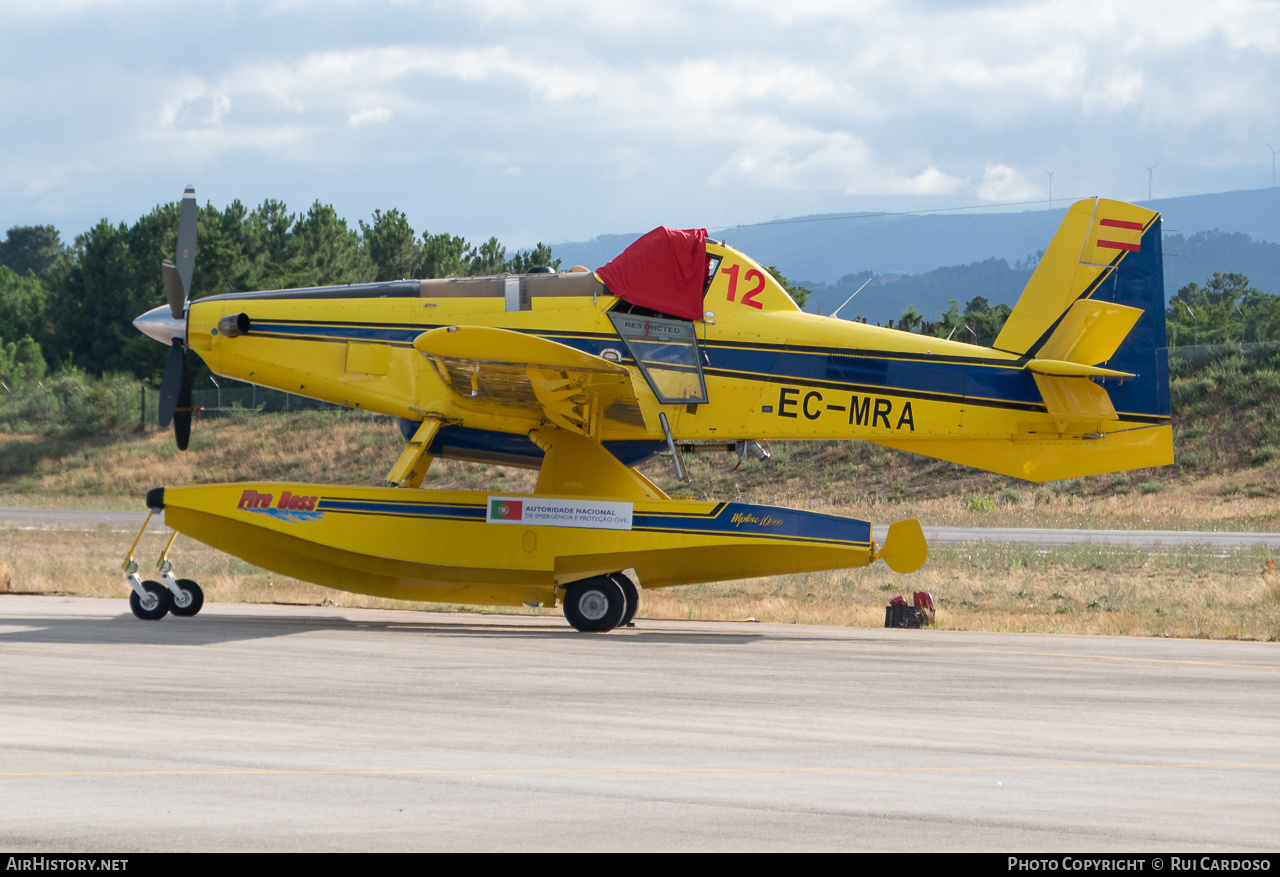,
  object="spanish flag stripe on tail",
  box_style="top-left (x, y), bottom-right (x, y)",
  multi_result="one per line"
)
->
top-left (1097, 239), bottom-right (1142, 252)
top-left (1099, 218), bottom-right (1144, 230)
